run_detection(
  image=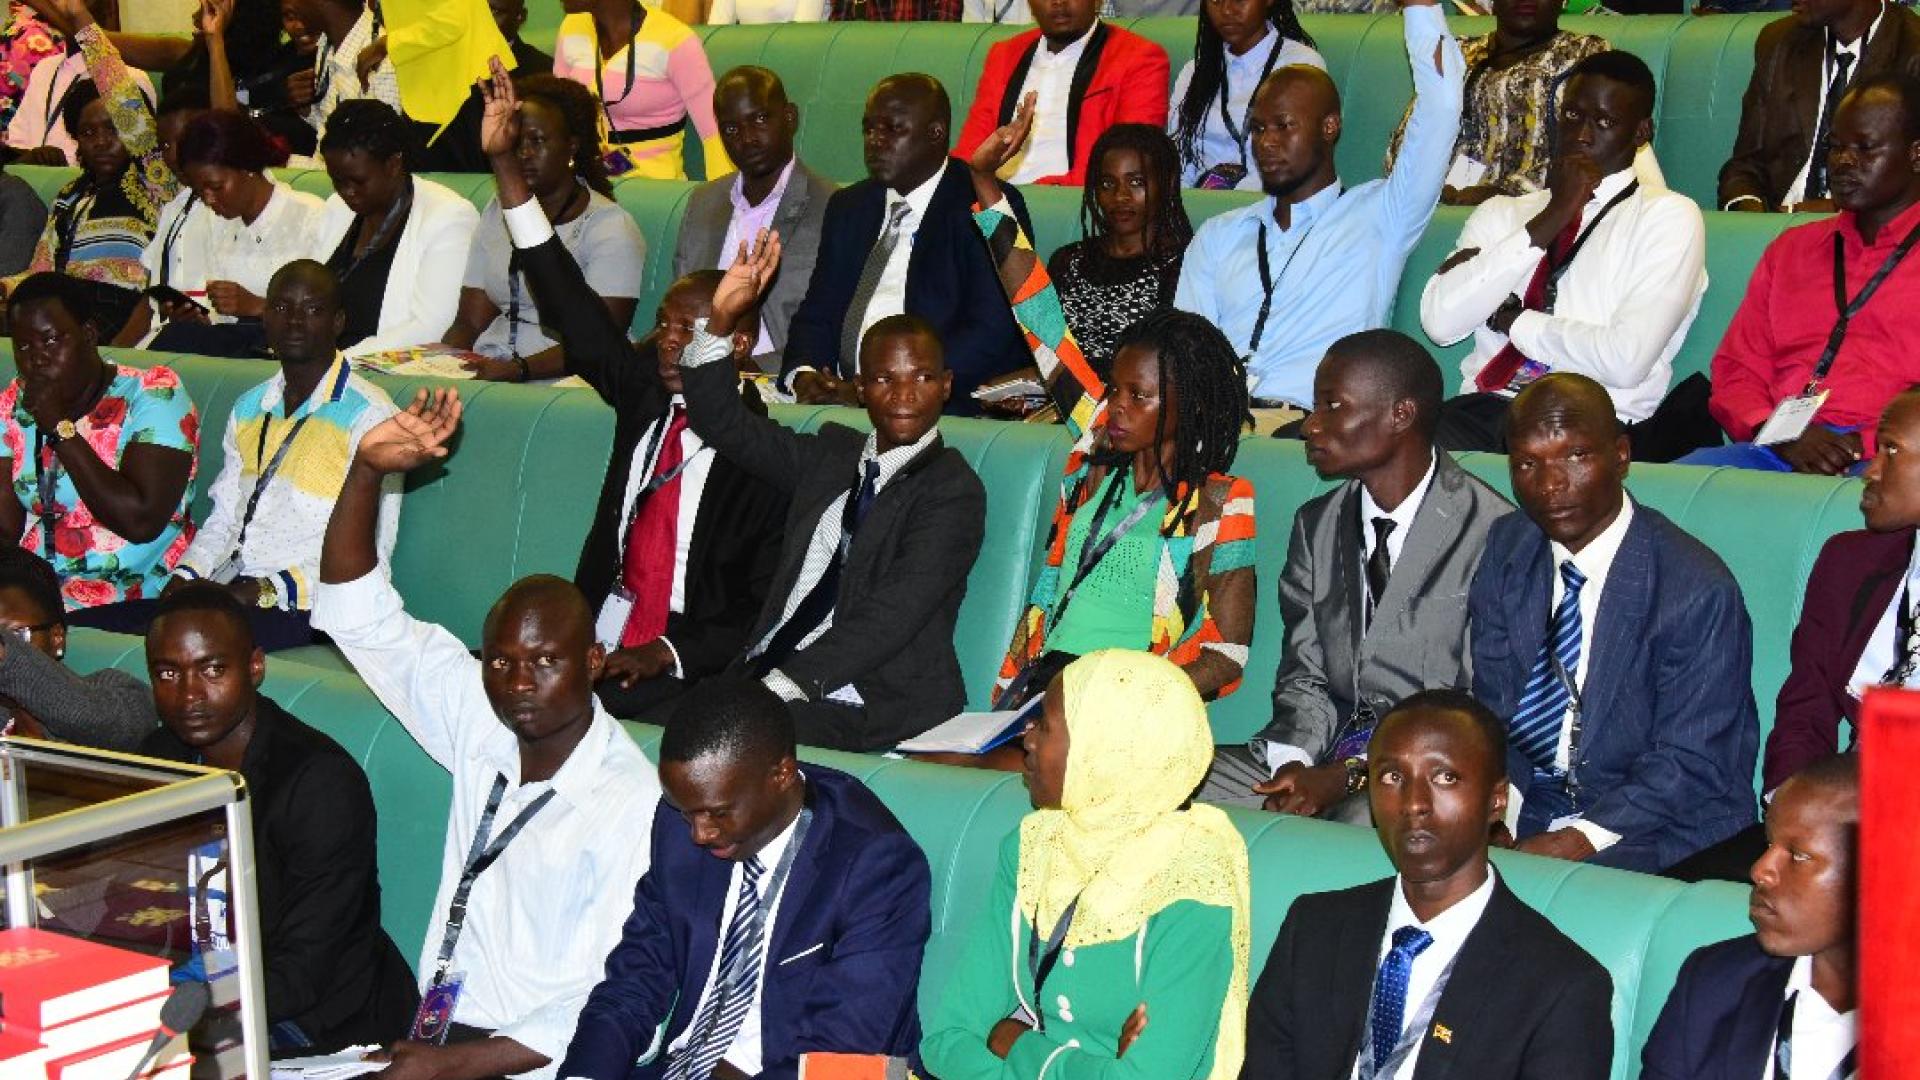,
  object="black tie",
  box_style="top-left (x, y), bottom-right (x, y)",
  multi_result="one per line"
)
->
top-left (1808, 50), bottom-right (1855, 200)
top-left (750, 459), bottom-right (882, 674)
top-left (1365, 517), bottom-right (1396, 626)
